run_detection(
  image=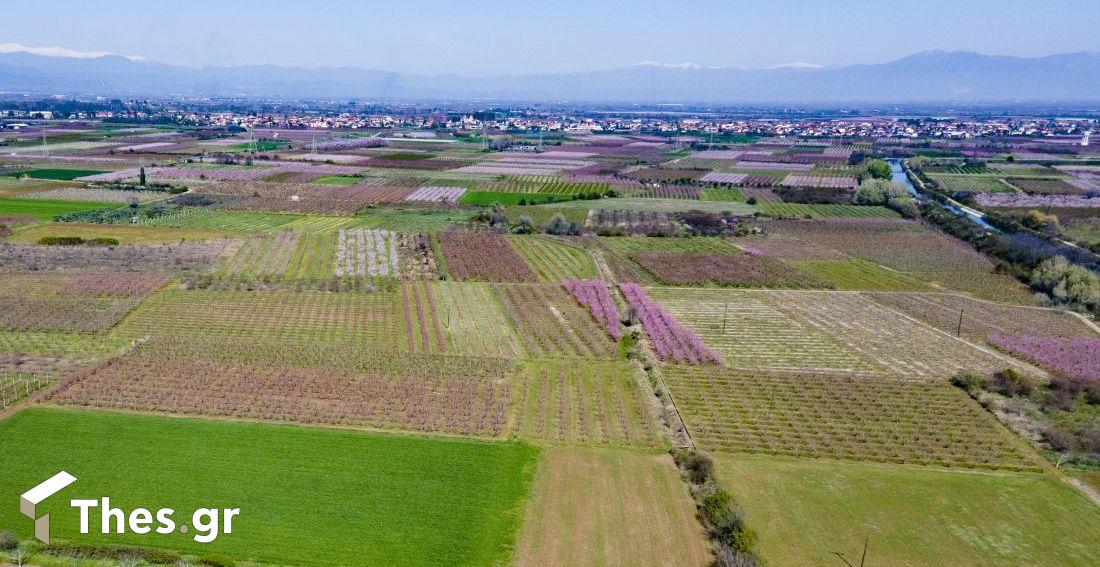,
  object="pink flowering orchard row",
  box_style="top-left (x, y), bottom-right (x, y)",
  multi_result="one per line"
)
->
top-left (562, 279), bottom-right (622, 340)
top-left (619, 283), bottom-right (723, 365)
top-left (988, 333), bottom-right (1099, 382)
